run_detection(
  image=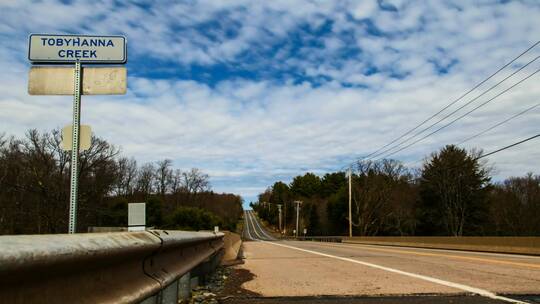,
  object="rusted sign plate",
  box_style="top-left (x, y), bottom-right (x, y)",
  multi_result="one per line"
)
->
top-left (28, 66), bottom-right (127, 95)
